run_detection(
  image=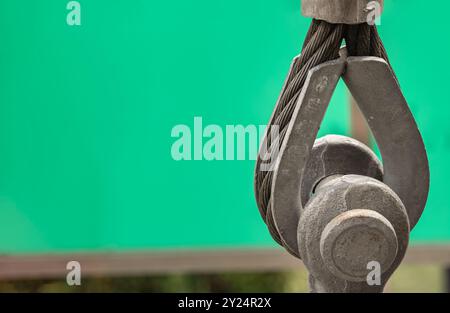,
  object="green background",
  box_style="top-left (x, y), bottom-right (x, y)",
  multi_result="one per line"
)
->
top-left (0, 0), bottom-right (449, 254)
